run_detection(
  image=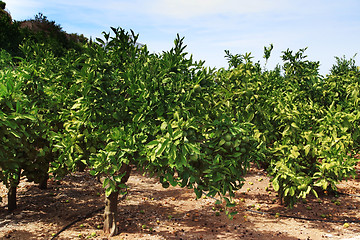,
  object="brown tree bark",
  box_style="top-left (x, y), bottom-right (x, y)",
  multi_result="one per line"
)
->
top-left (38, 173), bottom-right (49, 190)
top-left (104, 190), bottom-right (119, 236)
top-left (7, 170), bottom-right (20, 212)
top-left (7, 184), bottom-right (17, 212)
top-left (103, 164), bottom-right (131, 236)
